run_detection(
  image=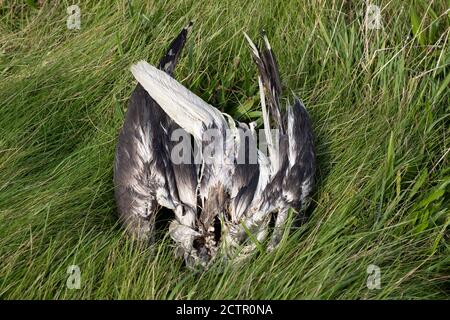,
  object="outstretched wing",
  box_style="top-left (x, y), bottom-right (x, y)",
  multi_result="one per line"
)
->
top-left (229, 122), bottom-right (260, 223)
top-left (130, 61), bottom-right (227, 142)
top-left (159, 21), bottom-right (193, 76)
top-left (244, 33), bottom-right (316, 251)
top-left (131, 60), bottom-right (235, 237)
top-left (244, 31), bottom-right (284, 134)
top-left (283, 98), bottom-right (315, 211)
top-left (114, 22), bottom-right (195, 242)
top-left (130, 60), bottom-right (264, 230)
